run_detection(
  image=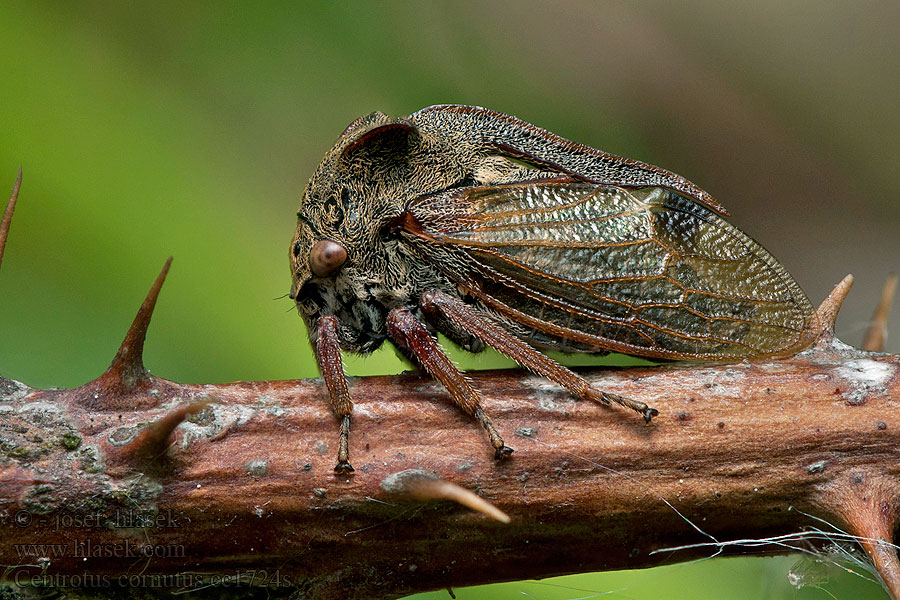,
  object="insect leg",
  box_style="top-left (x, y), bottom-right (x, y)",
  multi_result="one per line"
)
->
top-left (315, 315), bottom-right (355, 474)
top-left (419, 289), bottom-right (658, 423)
top-left (386, 306), bottom-right (513, 460)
